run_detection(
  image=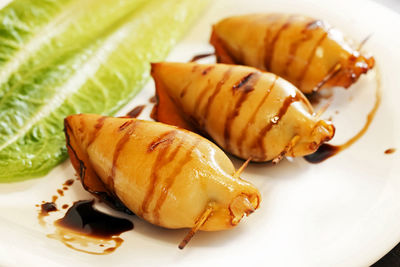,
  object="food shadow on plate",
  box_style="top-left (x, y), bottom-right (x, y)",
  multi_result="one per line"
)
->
top-left (132, 211), bottom-right (255, 249)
